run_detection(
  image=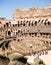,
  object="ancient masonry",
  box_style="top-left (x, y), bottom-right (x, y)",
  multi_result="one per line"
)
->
top-left (0, 5), bottom-right (51, 65)
top-left (0, 5), bottom-right (51, 41)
